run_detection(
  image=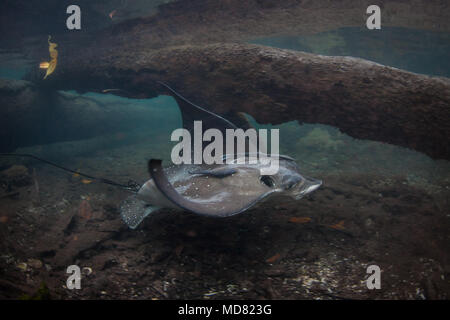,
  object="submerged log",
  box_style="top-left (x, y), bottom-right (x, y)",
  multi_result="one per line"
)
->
top-left (29, 43), bottom-right (450, 160)
top-left (3, 0), bottom-right (450, 50)
top-left (3, 0), bottom-right (449, 159)
top-left (103, 0), bottom-right (450, 49)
